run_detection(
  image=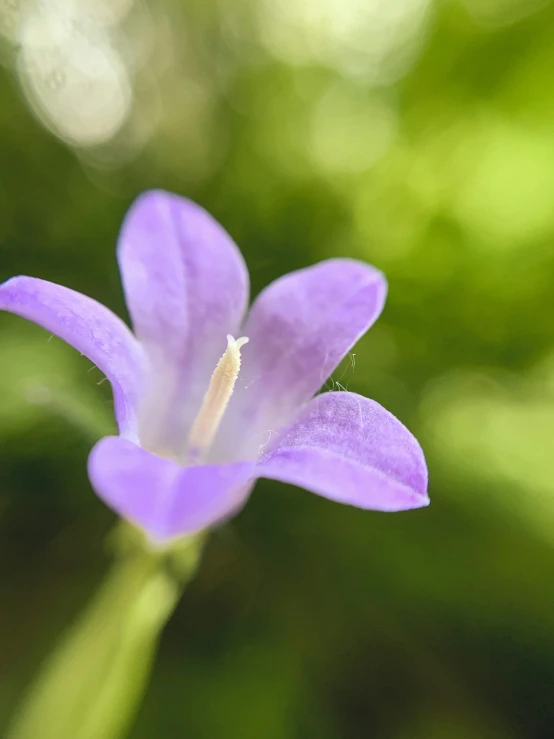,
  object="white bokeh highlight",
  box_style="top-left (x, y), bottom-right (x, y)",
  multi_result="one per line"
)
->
top-left (259, 0), bottom-right (433, 85)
